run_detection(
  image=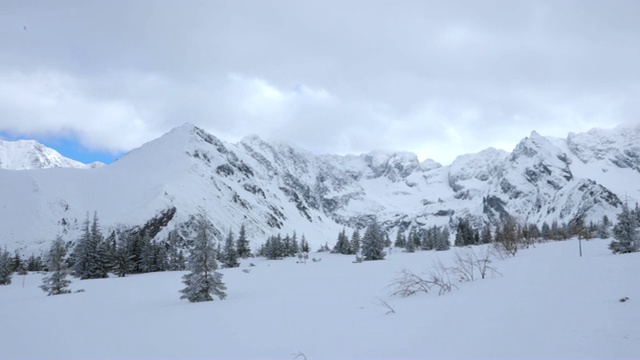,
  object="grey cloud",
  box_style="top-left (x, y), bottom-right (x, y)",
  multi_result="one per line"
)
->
top-left (1, 0), bottom-right (639, 164)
